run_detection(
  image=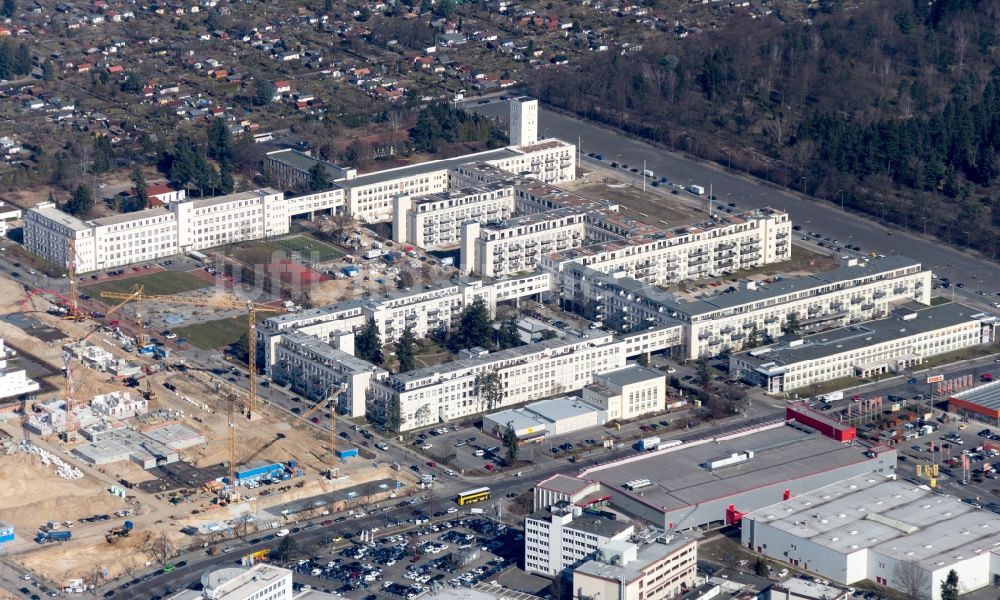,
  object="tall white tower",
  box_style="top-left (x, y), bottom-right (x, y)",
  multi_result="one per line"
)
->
top-left (509, 96), bottom-right (538, 147)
